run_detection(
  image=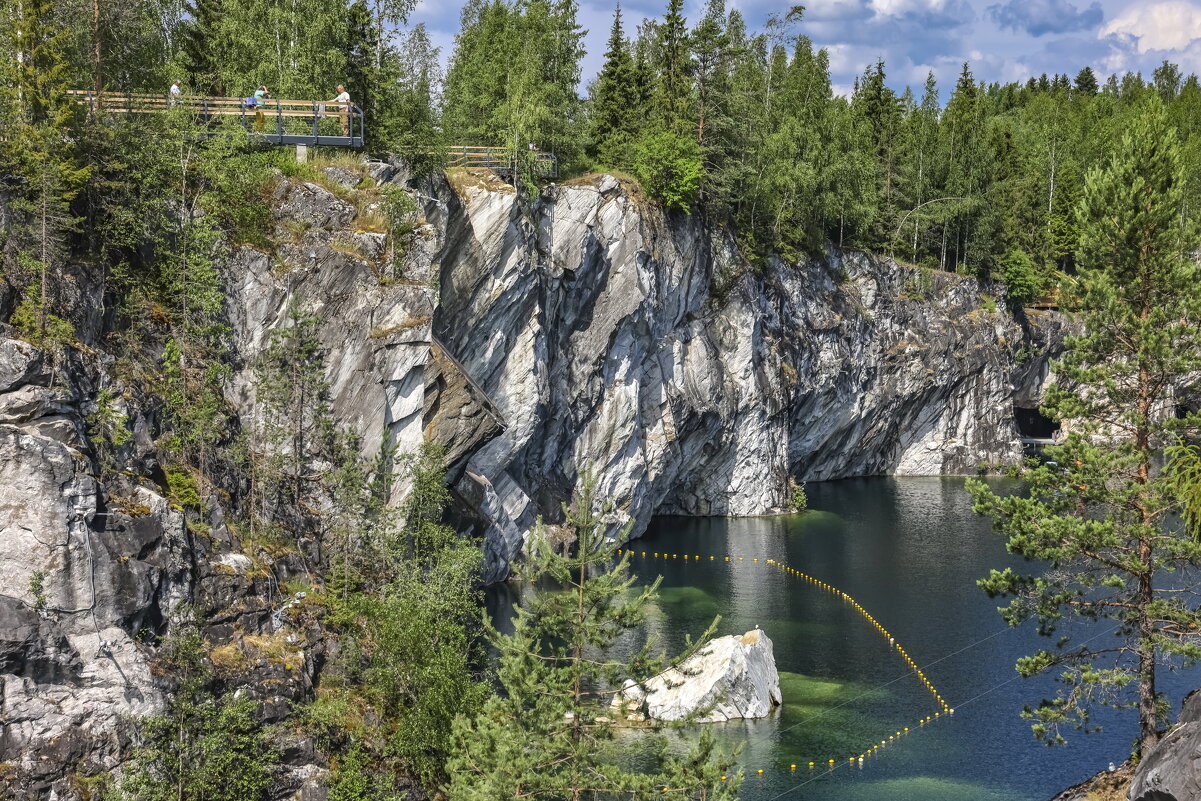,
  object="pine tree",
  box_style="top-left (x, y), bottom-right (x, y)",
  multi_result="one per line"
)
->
top-left (966, 97), bottom-right (1201, 752)
top-left (446, 478), bottom-right (738, 800)
top-left (388, 24), bottom-right (443, 166)
top-left (690, 0), bottom-right (730, 147)
top-left (4, 0), bottom-right (89, 349)
top-left (253, 299), bottom-right (332, 522)
top-left (117, 621), bottom-right (276, 801)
